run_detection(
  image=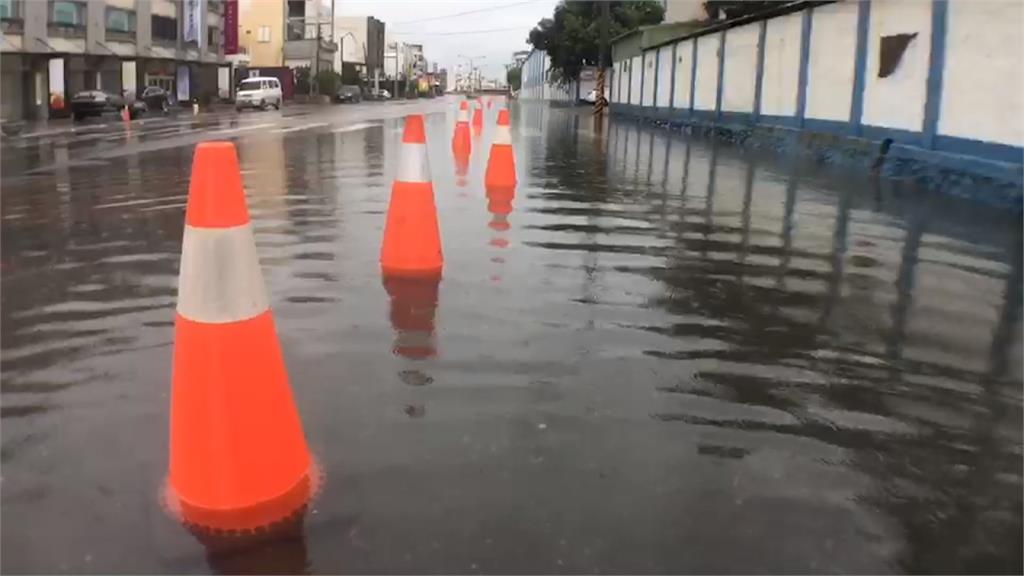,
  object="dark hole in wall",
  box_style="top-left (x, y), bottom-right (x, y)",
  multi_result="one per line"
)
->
top-left (878, 33), bottom-right (918, 78)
